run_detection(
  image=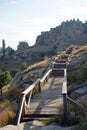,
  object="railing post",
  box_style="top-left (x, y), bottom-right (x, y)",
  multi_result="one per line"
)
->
top-left (63, 93), bottom-right (67, 126)
top-left (38, 80), bottom-right (41, 92)
top-left (46, 76), bottom-right (48, 82)
top-left (27, 91), bottom-right (33, 106)
top-left (14, 94), bottom-right (25, 125)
